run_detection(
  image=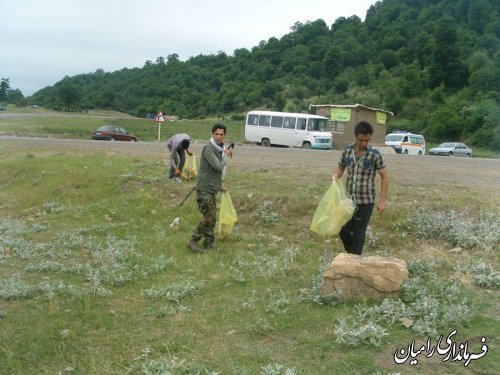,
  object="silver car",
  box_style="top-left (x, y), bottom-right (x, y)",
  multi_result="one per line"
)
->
top-left (428, 142), bottom-right (472, 157)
